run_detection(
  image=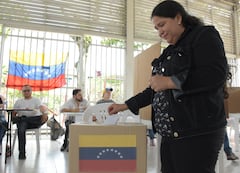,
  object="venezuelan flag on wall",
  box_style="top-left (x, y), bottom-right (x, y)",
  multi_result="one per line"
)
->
top-left (79, 134), bottom-right (136, 172)
top-left (6, 51), bottom-right (67, 91)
